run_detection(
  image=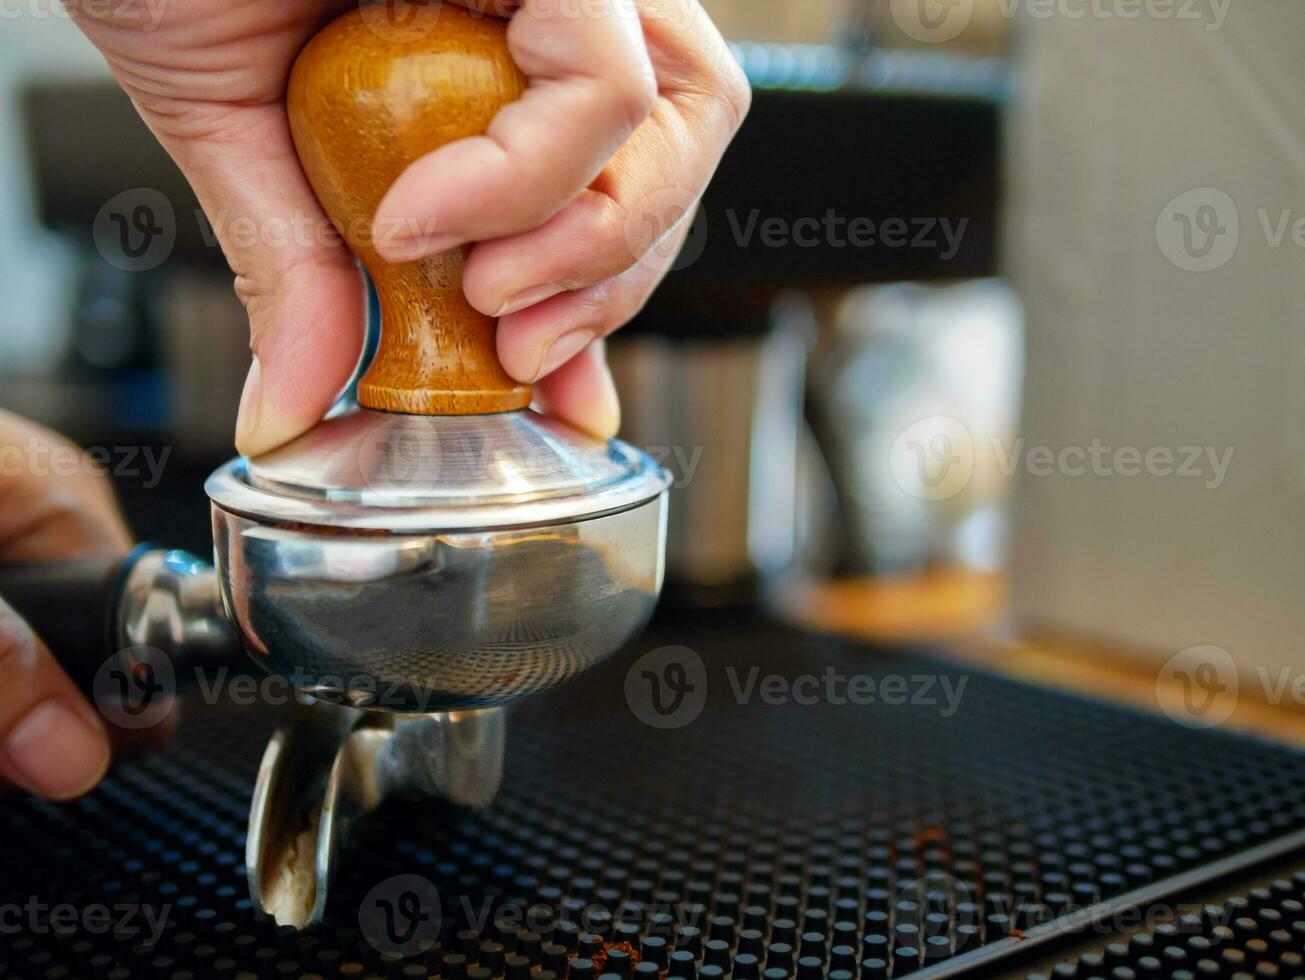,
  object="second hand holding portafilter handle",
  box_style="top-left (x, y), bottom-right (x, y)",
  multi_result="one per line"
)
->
top-left (287, 2), bottom-right (531, 417)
